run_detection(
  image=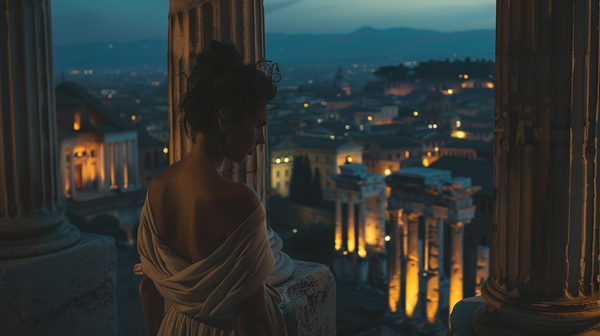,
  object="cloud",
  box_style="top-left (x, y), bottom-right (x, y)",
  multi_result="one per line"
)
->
top-left (264, 0), bottom-right (304, 14)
